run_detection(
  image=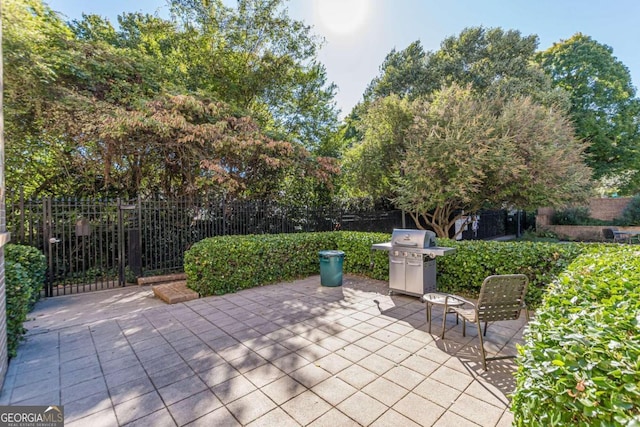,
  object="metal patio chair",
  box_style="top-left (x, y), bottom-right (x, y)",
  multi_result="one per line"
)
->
top-left (443, 274), bottom-right (529, 370)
